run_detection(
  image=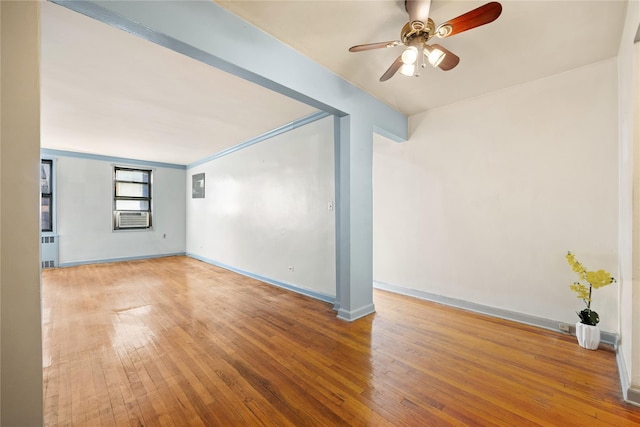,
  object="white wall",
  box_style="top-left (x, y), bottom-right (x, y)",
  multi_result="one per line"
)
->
top-left (54, 155), bottom-right (186, 264)
top-left (374, 59), bottom-right (619, 333)
top-left (618, 0), bottom-right (640, 397)
top-left (186, 116), bottom-right (336, 298)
